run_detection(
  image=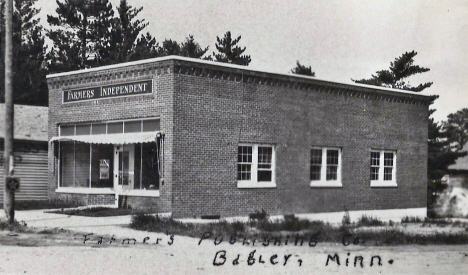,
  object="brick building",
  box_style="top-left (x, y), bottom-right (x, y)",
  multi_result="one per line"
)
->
top-left (47, 56), bottom-right (430, 218)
